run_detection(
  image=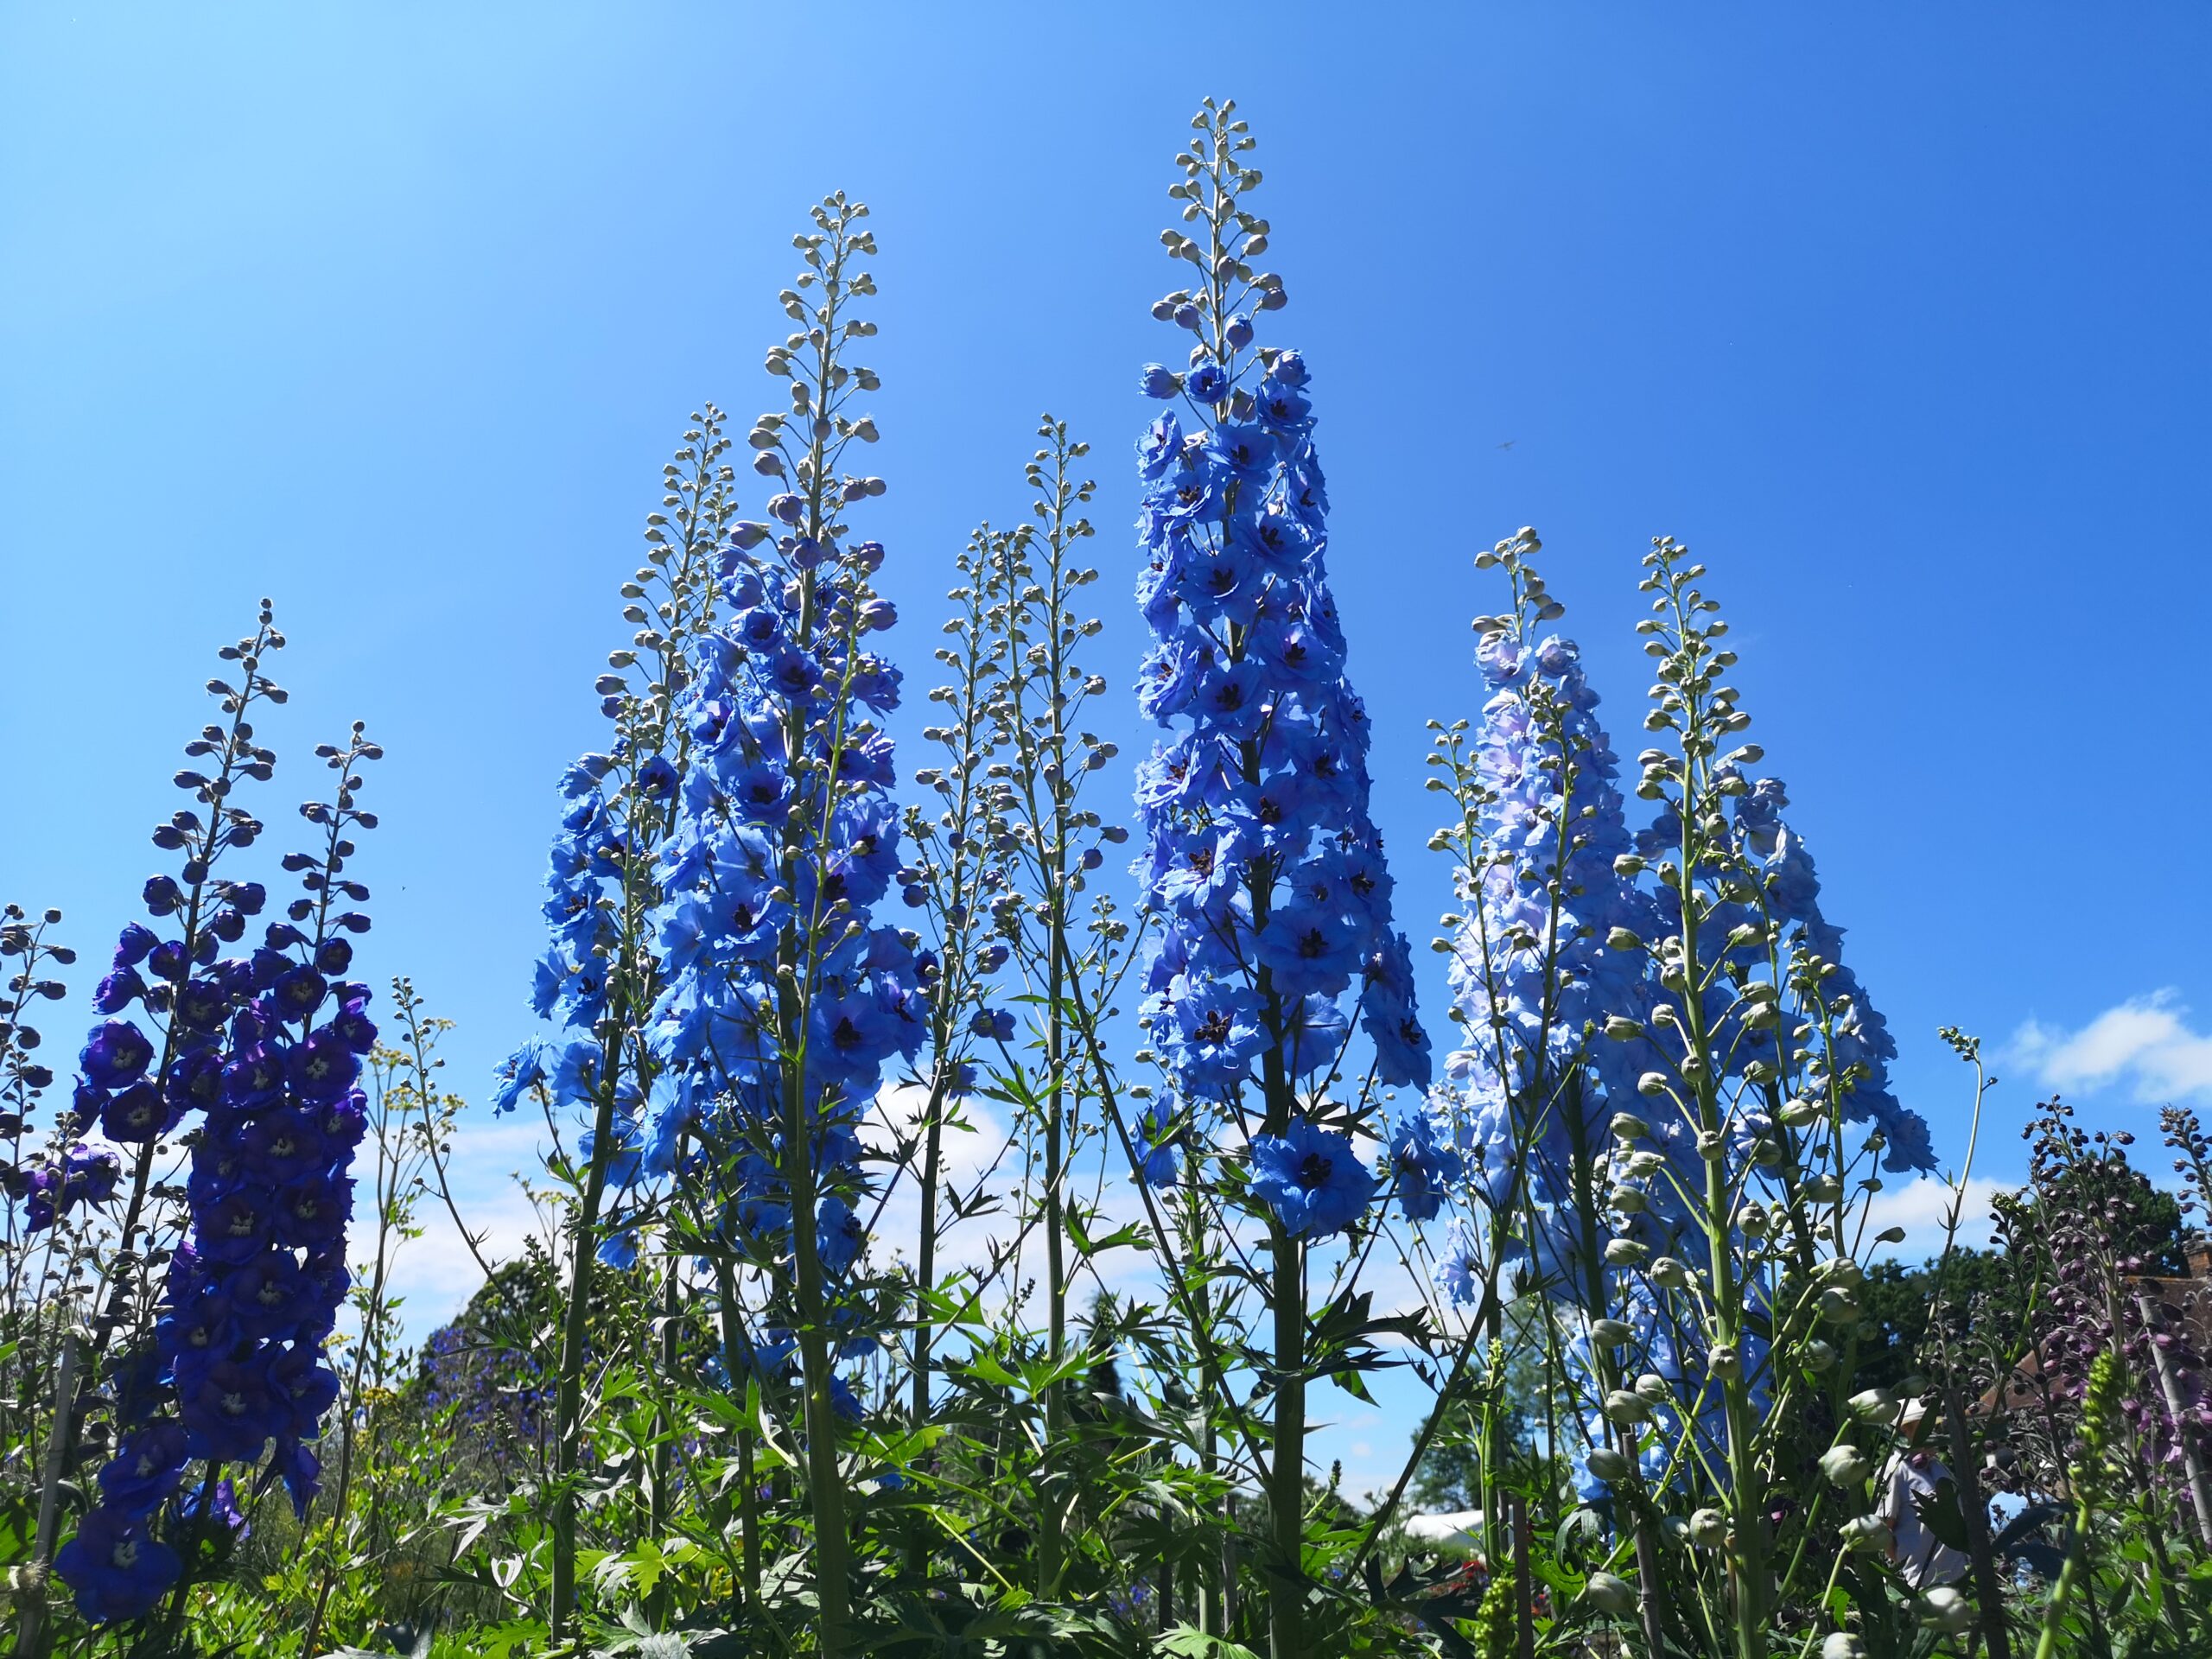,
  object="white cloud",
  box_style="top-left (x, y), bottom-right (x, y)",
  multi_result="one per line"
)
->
top-left (2010, 990), bottom-right (2212, 1103)
top-left (372, 1120), bottom-right (554, 1334)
